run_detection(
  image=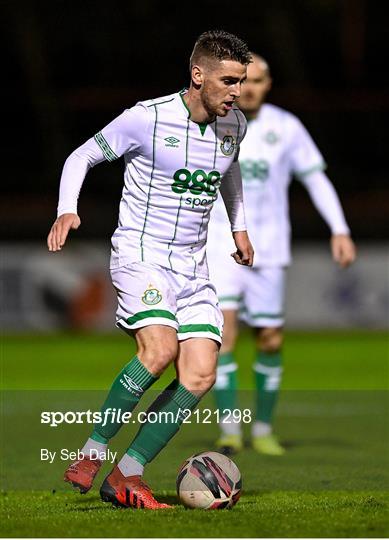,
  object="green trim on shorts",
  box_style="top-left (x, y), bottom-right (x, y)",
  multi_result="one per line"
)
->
top-left (125, 310), bottom-right (177, 325)
top-left (178, 324), bottom-right (221, 336)
top-left (250, 311), bottom-right (284, 319)
top-left (219, 295), bottom-right (243, 303)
